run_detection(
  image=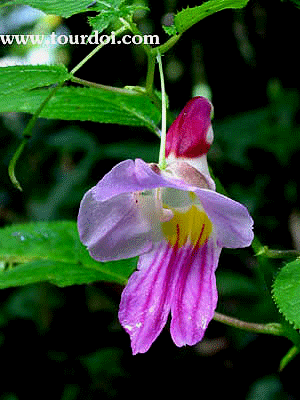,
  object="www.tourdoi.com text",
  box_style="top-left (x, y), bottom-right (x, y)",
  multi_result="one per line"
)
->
top-left (0, 31), bottom-right (160, 46)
